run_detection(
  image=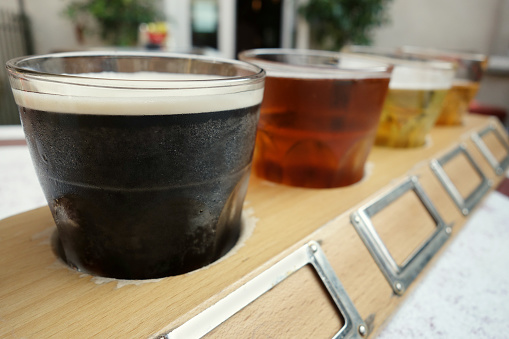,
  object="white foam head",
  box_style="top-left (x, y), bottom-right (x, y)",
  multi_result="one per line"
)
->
top-left (11, 71), bottom-right (264, 115)
top-left (389, 65), bottom-right (454, 90)
top-left (239, 49), bottom-right (392, 80)
top-left (339, 47), bottom-right (455, 90)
